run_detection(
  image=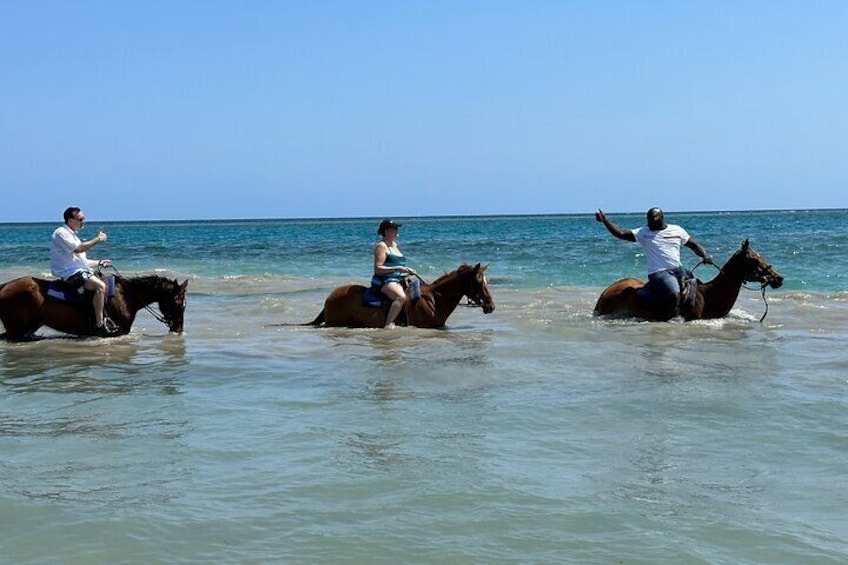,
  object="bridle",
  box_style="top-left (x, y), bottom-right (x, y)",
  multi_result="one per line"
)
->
top-left (410, 270), bottom-right (487, 308)
top-left (462, 274), bottom-right (490, 309)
